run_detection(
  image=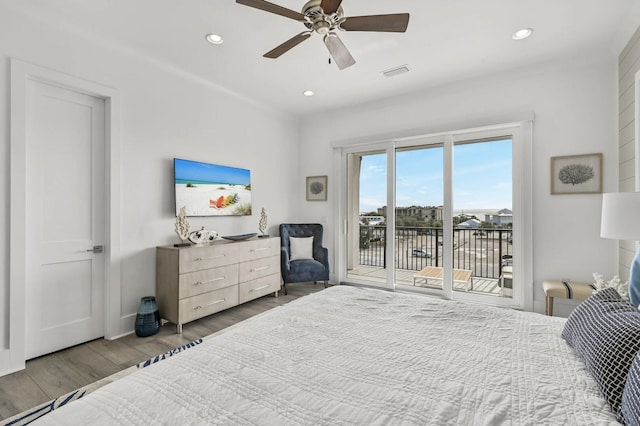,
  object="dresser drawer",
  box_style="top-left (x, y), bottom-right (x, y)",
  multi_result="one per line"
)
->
top-left (236, 237), bottom-right (280, 262)
top-left (178, 264), bottom-right (238, 299)
top-left (238, 255), bottom-right (279, 282)
top-left (178, 286), bottom-right (239, 324)
top-left (179, 243), bottom-right (239, 273)
top-left (238, 275), bottom-right (280, 304)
